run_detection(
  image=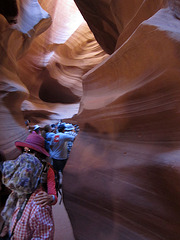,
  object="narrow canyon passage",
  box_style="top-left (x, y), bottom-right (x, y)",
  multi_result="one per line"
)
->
top-left (1, 0), bottom-right (180, 239)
